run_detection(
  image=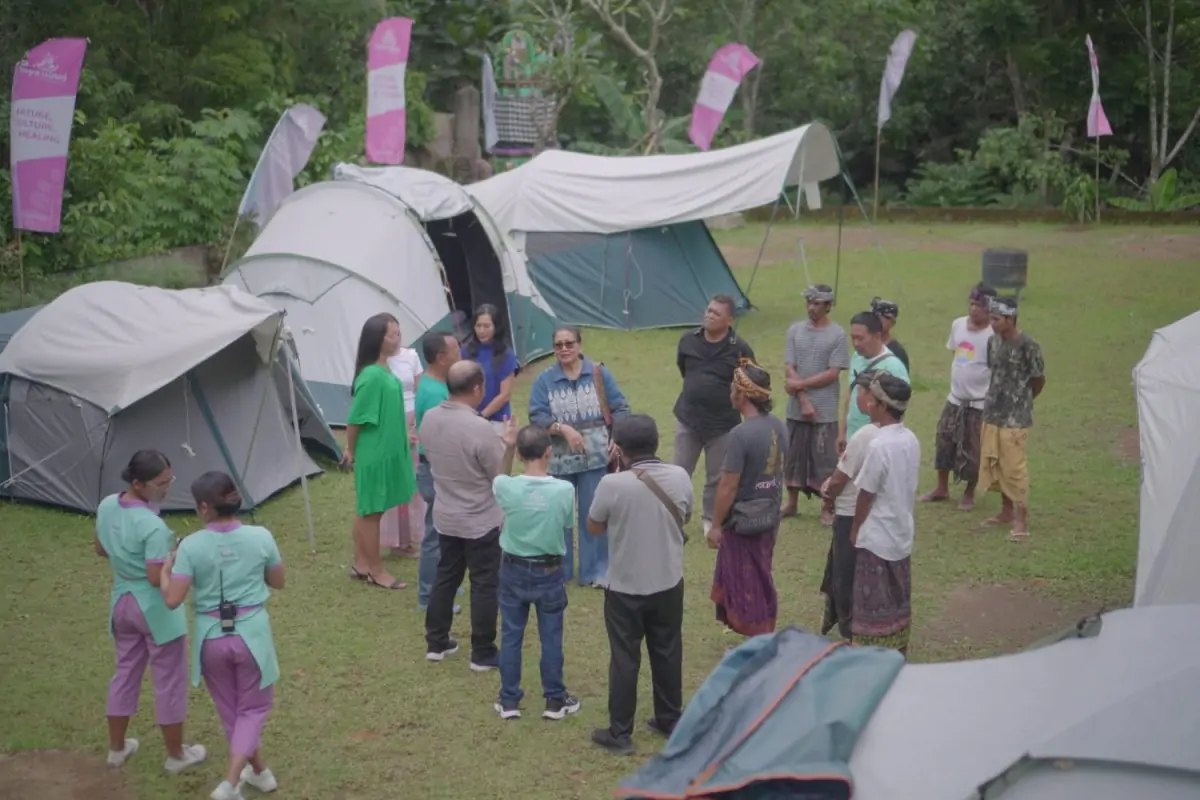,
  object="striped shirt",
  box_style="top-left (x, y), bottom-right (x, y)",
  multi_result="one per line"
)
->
top-left (784, 320), bottom-right (849, 423)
